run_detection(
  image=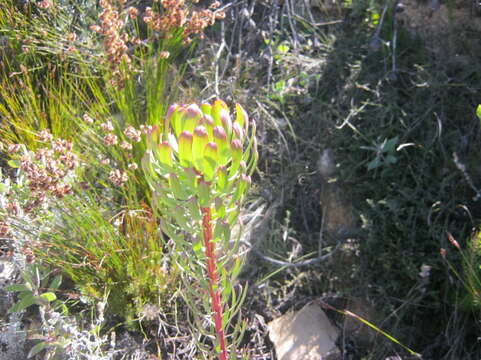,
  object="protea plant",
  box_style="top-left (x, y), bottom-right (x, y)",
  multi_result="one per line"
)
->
top-left (142, 100), bottom-right (257, 359)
